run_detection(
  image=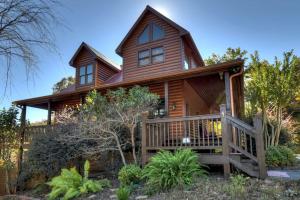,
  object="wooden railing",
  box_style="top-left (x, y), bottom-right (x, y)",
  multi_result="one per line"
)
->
top-left (220, 105), bottom-right (267, 178)
top-left (142, 105), bottom-right (267, 178)
top-left (143, 114), bottom-right (222, 150)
